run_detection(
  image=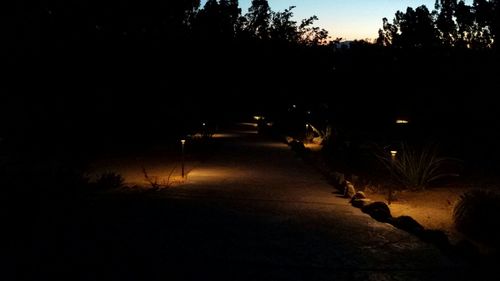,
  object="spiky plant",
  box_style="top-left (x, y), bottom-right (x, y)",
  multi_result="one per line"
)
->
top-left (376, 143), bottom-right (459, 190)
